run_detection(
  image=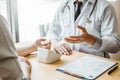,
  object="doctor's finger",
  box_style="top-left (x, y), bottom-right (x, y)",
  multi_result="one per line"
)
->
top-left (61, 44), bottom-right (71, 55)
top-left (65, 38), bottom-right (82, 43)
top-left (54, 49), bottom-right (59, 54)
top-left (69, 34), bottom-right (87, 38)
top-left (57, 45), bottom-right (69, 55)
top-left (63, 44), bottom-right (72, 55)
top-left (69, 35), bottom-right (81, 38)
top-left (77, 26), bottom-right (88, 33)
top-left (54, 45), bottom-right (69, 55)
top-left (53, 43), bottom-right (63, 54)
top-left (54, 47), bottom-right (63, 55)
top-left (65, 37), bottom-right (80, 41)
